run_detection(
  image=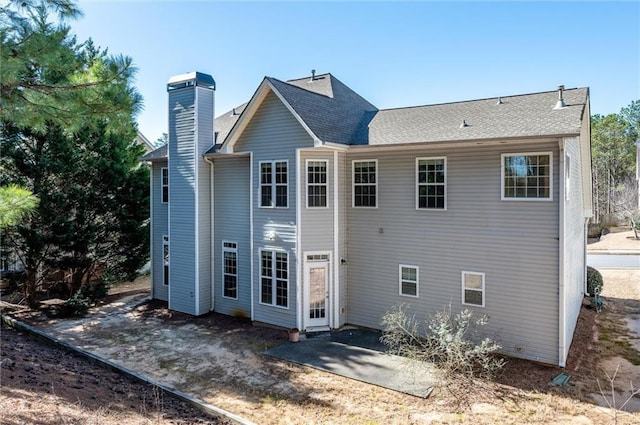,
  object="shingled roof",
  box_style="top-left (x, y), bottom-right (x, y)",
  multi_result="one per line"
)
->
top-left (368, 87), bottom-right (589, 145)
top-left (141, 72), bottom-right (589, 162)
